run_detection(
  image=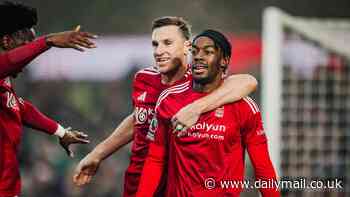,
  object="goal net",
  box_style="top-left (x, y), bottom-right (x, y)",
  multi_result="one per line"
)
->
top-left (262, 7), bottom-right (350, 197)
